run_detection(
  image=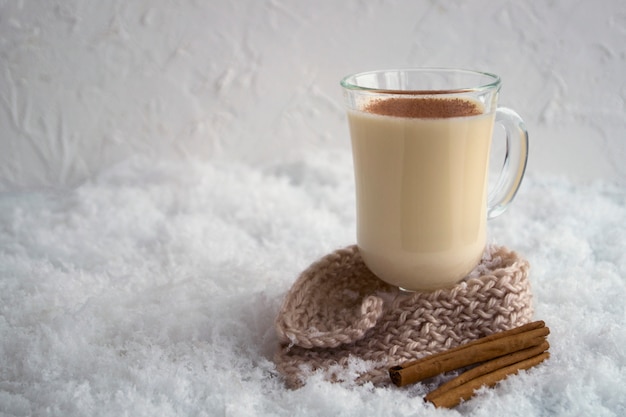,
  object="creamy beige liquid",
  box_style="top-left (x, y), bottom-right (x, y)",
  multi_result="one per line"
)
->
top-left (348, 97), bottom-right (495, 290)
